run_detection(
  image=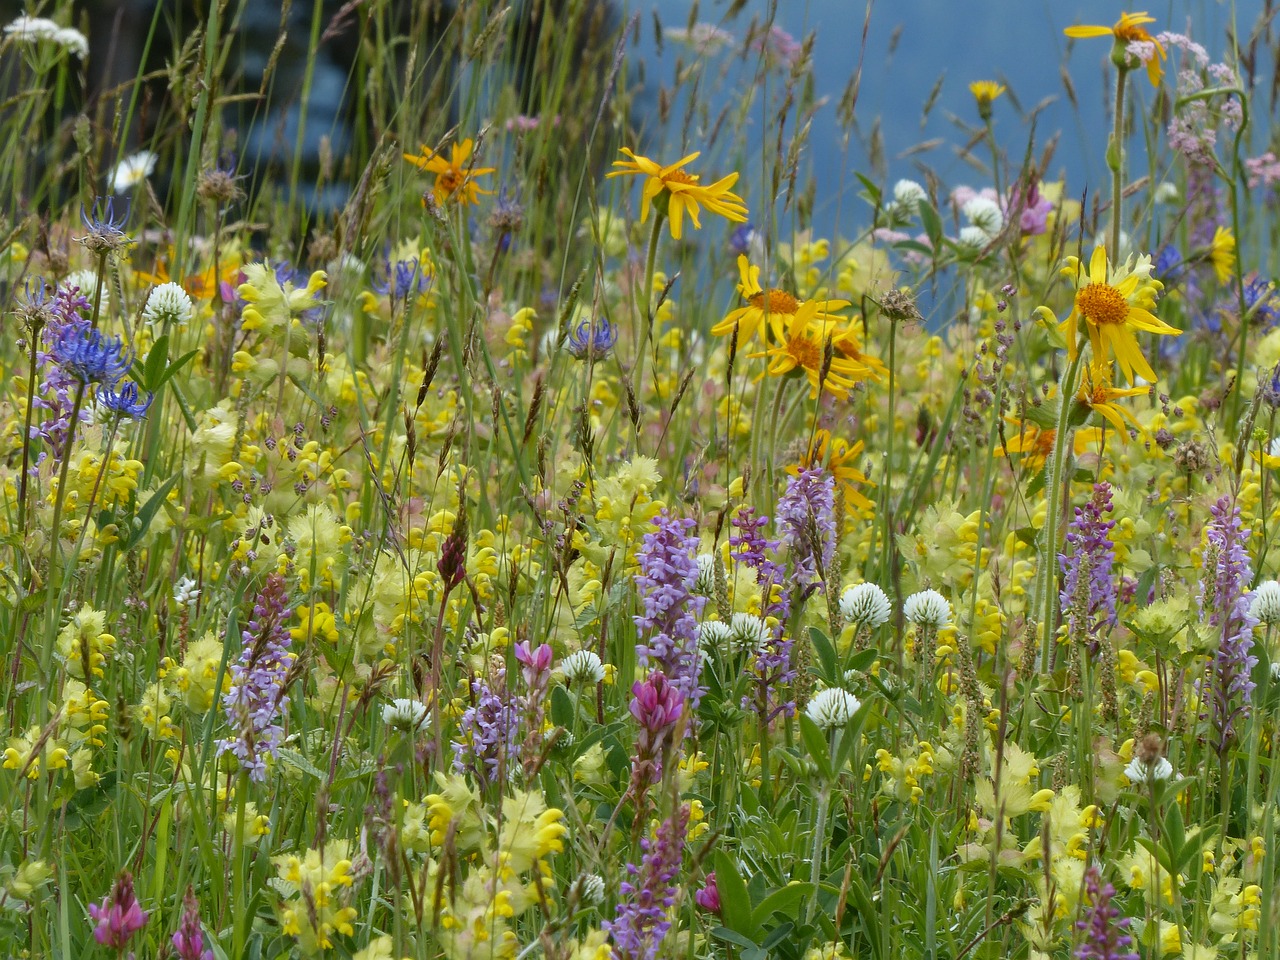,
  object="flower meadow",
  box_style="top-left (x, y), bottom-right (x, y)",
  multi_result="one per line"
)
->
top-left (3, 2), bottom-right (1280, 958)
